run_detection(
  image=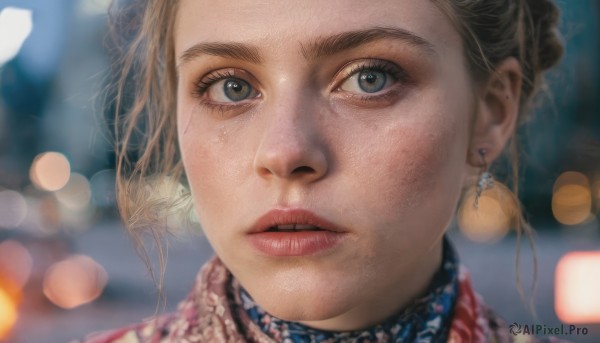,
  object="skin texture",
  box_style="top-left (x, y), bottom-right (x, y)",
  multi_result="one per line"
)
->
top-left (174, 0), bottom-right (521, 331)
